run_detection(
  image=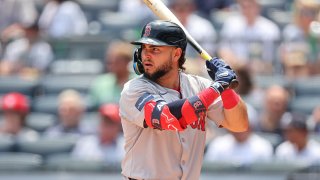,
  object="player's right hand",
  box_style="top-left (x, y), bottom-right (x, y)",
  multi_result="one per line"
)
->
top-left (206, 57), bottom-right (237, 92)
